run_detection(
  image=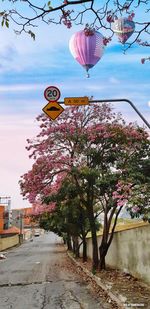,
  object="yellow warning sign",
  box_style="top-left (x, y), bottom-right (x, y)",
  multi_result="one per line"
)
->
top-left (64, 96), bottom-right (89, 106)
top-left (42, 101), bottom-right (64, 120)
